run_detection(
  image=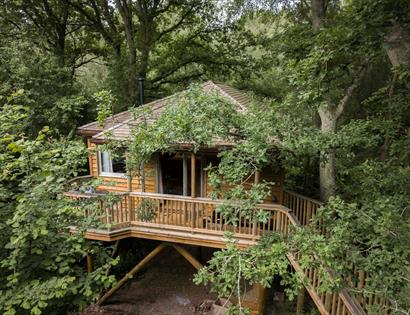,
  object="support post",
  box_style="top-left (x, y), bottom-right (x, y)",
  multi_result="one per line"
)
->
top-left (87, 254), bottom-right (93, 273)
top-left (191, 154), bottom-right (196, 230)
top-left (254, 170), bottom-right (261, 185)
top-left (252, 170), bottom-right (261, 237)
top-left (97, 243), bottom-right (166, 306)
top-left (172, 244), bottom-right (203, 270)
top-left (127, 173), bottom-right (133, 221)
top-left (191, 153), bottom-right (196, 198)
top-left (183, 153), bottom-right (188, 196)
top-left (140, 162), bottom-right (145, 192)
top-left (127, 174), bottom-right (132, 192)
top-left (296, 287), bottom-right (305, 315)
top-left (257, 284), bottom-right (267, 315)
top-left (200, 155), bottom-right (206, 197)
